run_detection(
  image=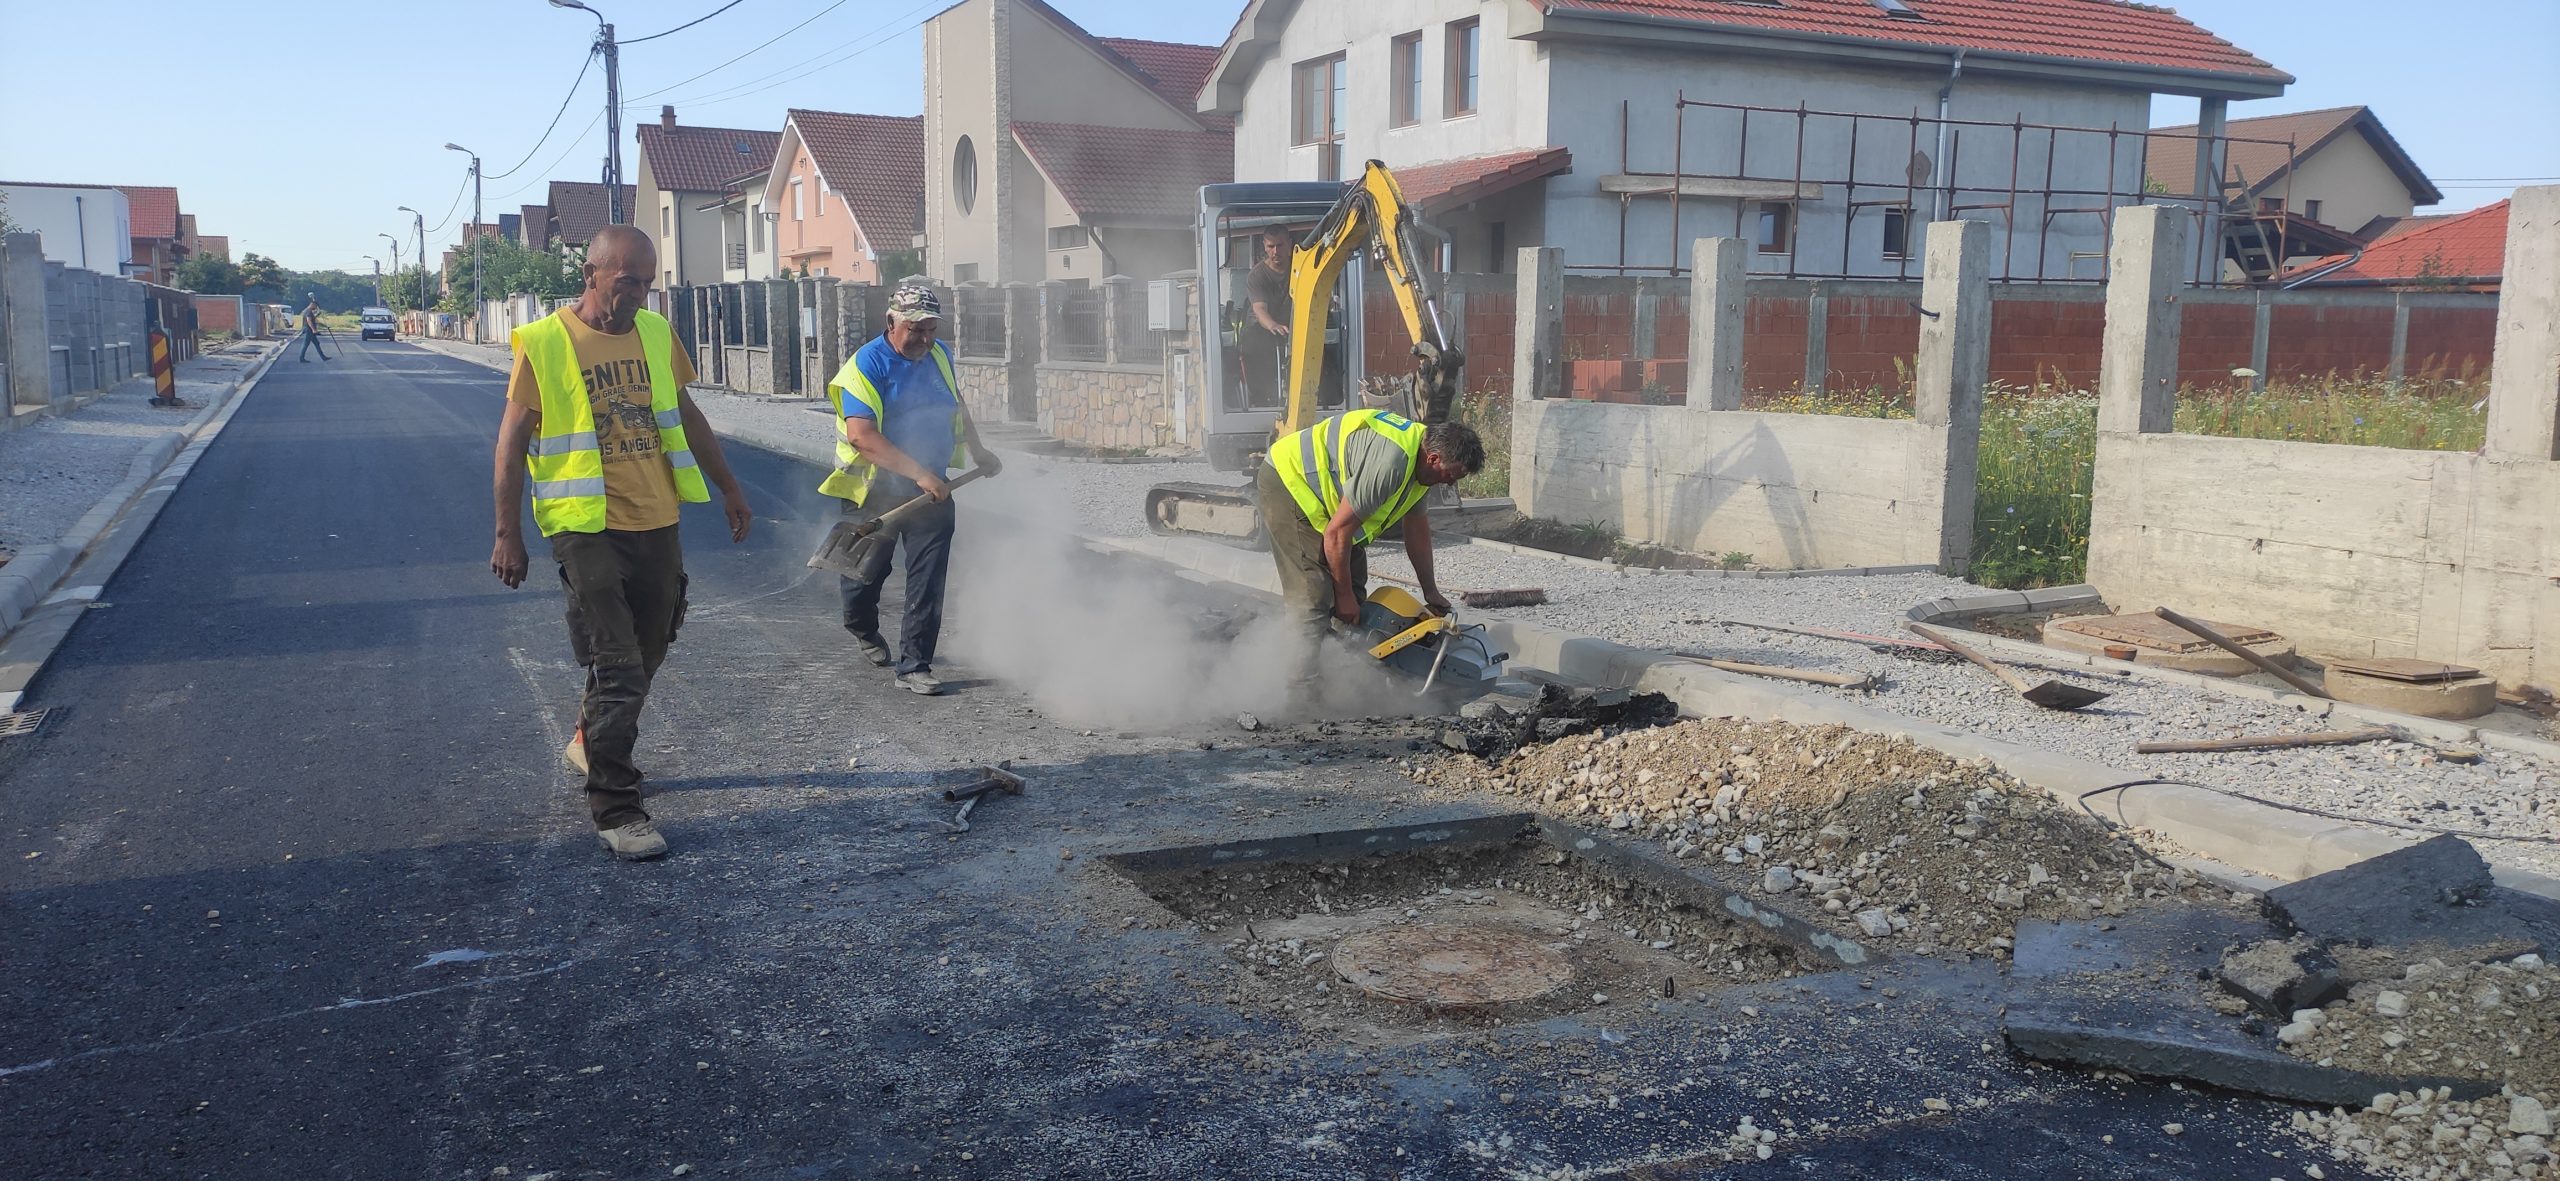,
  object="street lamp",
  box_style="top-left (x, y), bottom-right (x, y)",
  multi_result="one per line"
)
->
top-left (446, 144), bottom-right (484, 344)
top-left (397, 205), bottom-right (431, 314)
top-left (364, 255), bottom-right (382, 307)
top-left (377, 232), bottom-right (403, 311)
top-left (551, 0), bottom-right (624, 225)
